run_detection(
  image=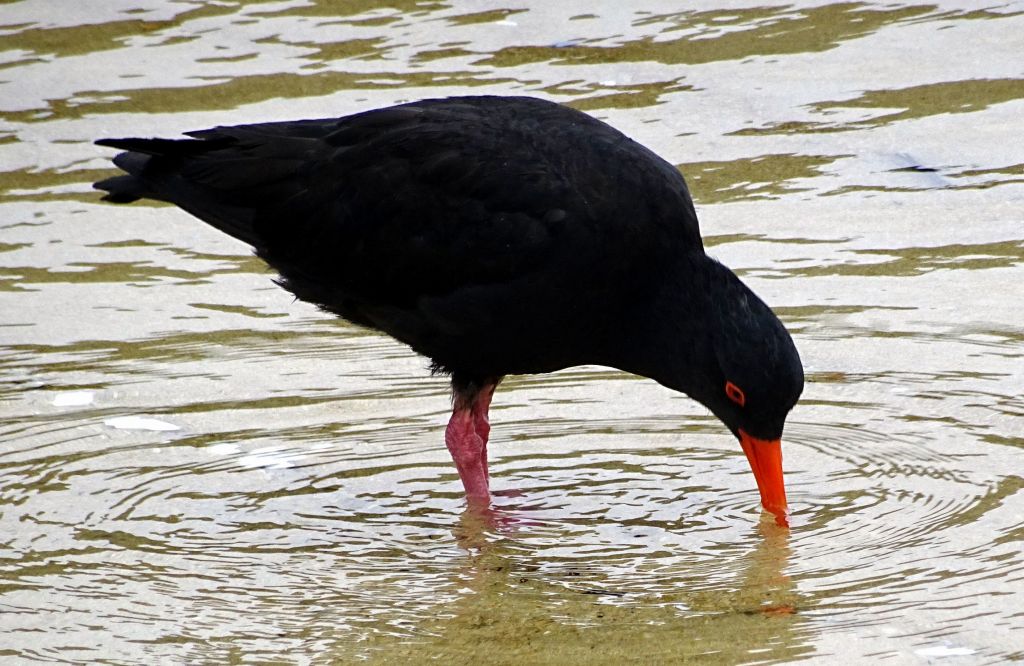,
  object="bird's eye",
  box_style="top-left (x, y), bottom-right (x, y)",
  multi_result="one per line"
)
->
top-left (725, 380), bottom-right (746, 407)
